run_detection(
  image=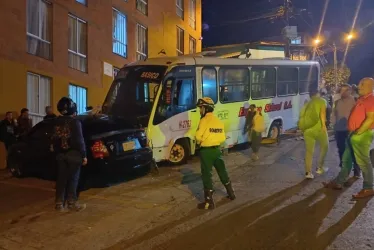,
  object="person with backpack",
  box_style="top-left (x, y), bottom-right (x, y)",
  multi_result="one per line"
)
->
top-left (298, 88), bottom-right (329, 179)
top-left (52, 97), bottom-right (87, 212)
top-left (244, 104), bottom-right (265, 161)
